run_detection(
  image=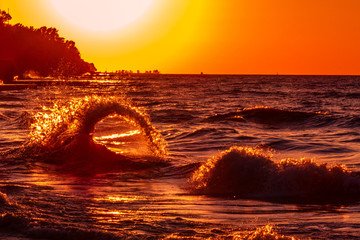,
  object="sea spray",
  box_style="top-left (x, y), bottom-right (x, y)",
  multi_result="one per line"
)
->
top-left (237, 224), bottom-right (298, 240)
top-left (188, 146), bottom-right (360, 202)
top-left (189, 146), bottom-right (275, 196)
top-left (24, 95), bottom-right (167, 172)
